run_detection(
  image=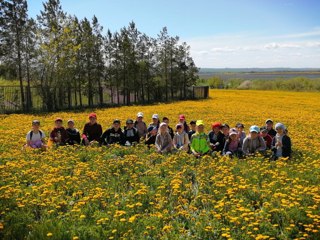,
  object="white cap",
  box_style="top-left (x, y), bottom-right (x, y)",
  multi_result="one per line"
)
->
top-left (159, 122), bottom-right (167, 128)
top-left (137, 112), bottom-right (144, 118)
top-left (152, 114), bottom-right (159, 119)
